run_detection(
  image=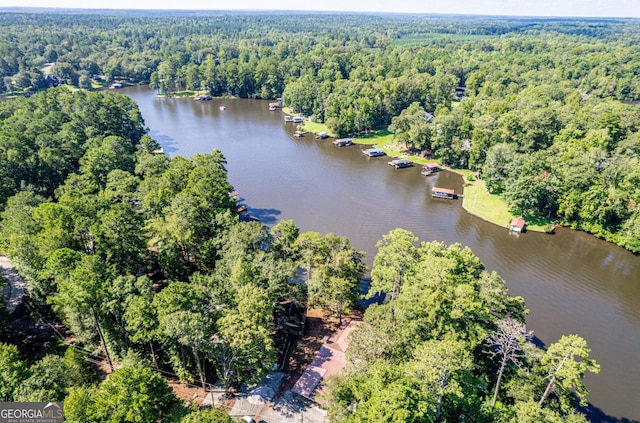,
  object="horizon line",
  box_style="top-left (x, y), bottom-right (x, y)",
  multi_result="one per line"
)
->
top-left (1, 6), bottom-right (638, 20)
